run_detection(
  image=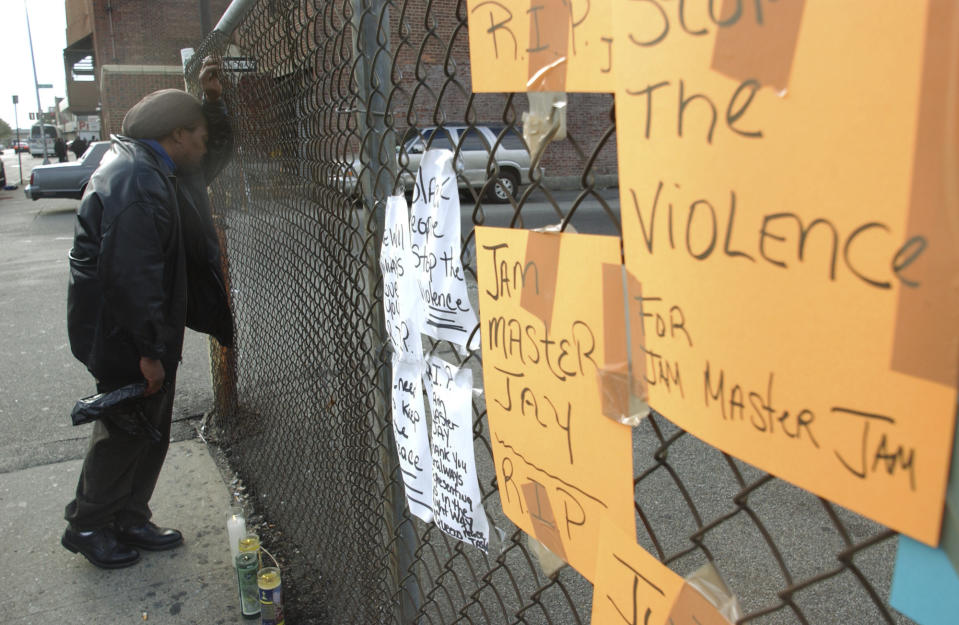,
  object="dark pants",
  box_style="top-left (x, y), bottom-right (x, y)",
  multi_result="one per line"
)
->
top-left (64, 376), bottom-right (177, 531)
